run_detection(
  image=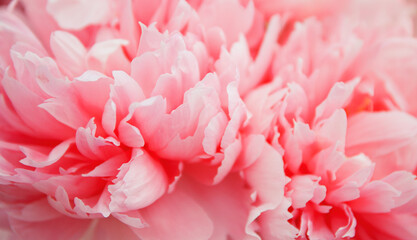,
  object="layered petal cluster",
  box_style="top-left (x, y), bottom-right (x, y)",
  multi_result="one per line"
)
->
top-left (243, 0), bottom-right (417, 239)
top-left (1, 0), bottom-right (417, 239)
